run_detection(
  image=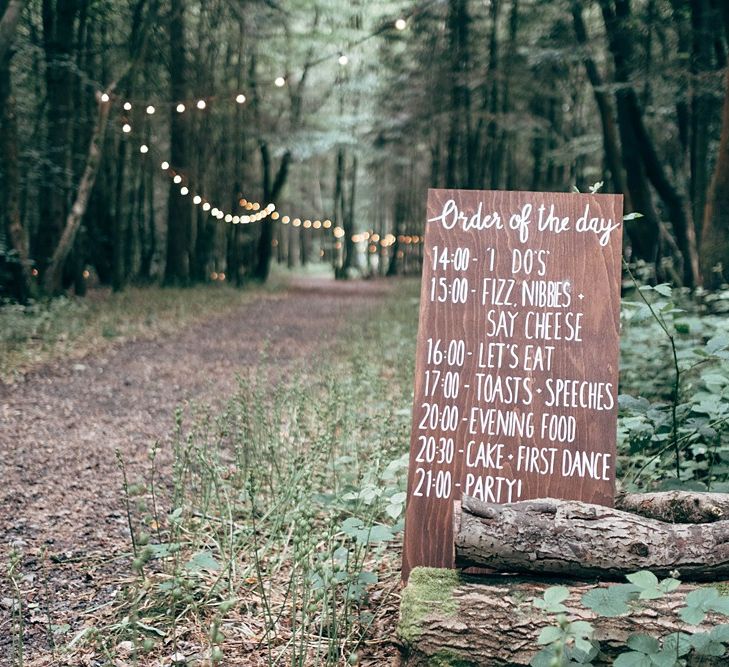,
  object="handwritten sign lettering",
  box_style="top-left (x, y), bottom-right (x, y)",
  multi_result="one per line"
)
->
top-left (402, 189), bottom-right (623, 580)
